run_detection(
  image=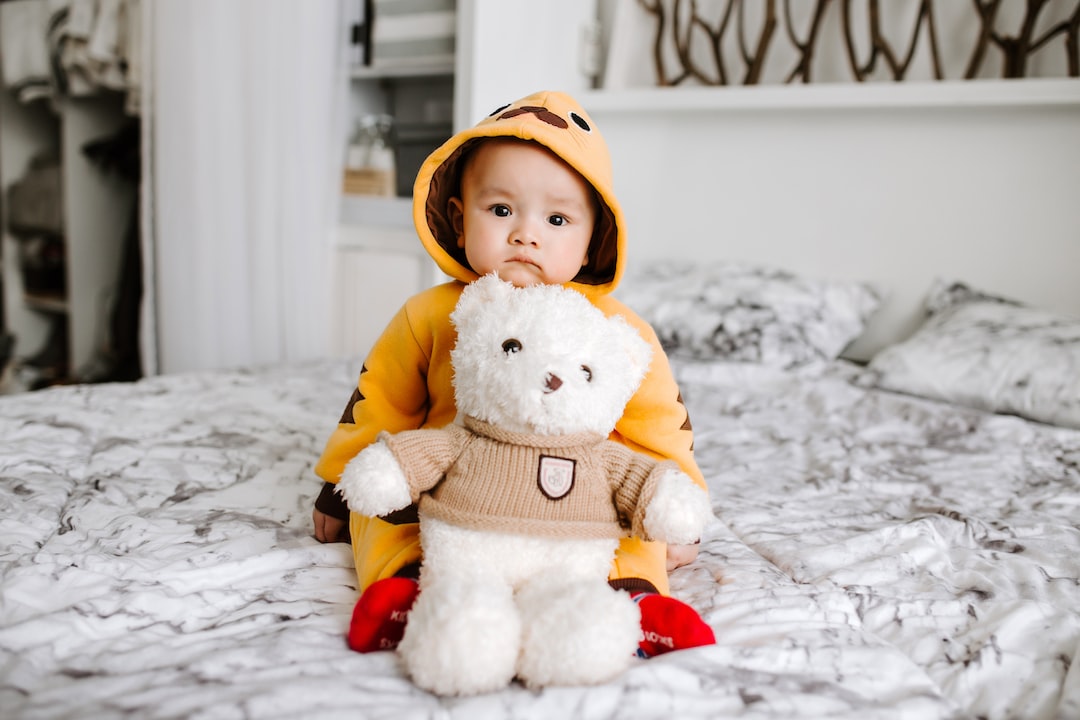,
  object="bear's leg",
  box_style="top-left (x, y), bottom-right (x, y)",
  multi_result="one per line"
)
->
top-left (397, 575), bottom-right (520, 696)
top-left (516, 574), bottom-right (641, 688)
